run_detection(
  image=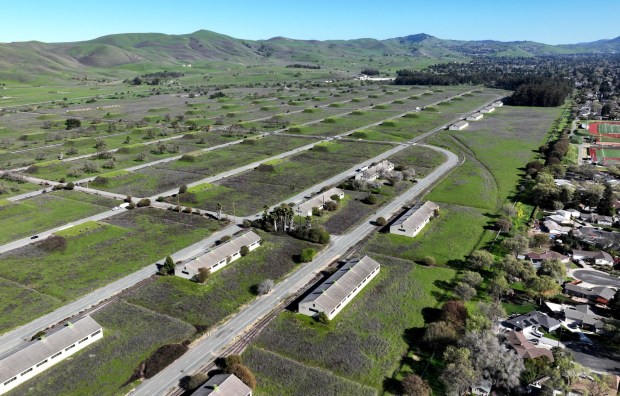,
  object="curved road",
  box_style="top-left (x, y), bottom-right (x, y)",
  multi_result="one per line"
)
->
top-left (573, 269), bottom-right (620, 288)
